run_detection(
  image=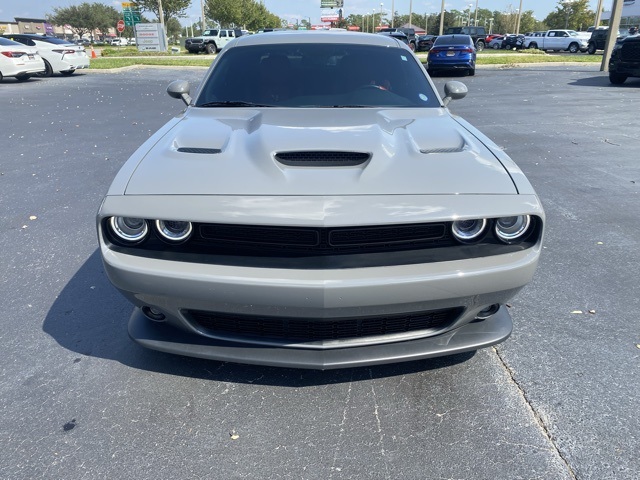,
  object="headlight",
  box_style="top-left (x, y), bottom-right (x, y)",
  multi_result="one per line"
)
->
top-left (155, 220), bottom-right (193, 243)
top-left (494, 215), bottom-right (531, 243)
top-left (109, 216), bottom-right (148, 243)
top-left (451, 219), bottom-right (487, 243)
